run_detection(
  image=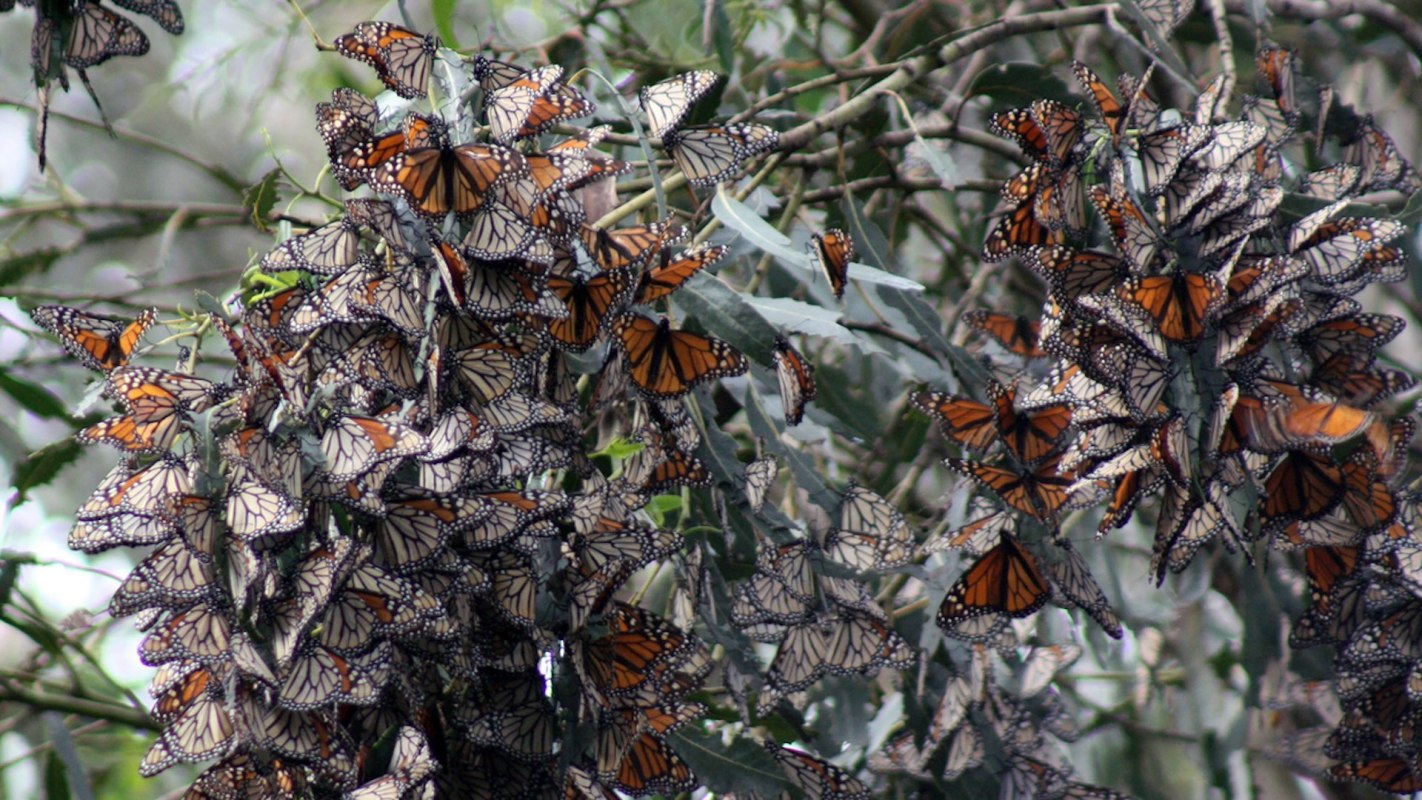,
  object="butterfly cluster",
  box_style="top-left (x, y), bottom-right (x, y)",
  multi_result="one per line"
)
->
top-left (908, 45), bottom-right (1421, 795)
top-left (24, 19), bottom-right (831, 798)
top-left (3, 0), bottom-right (183, 169)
